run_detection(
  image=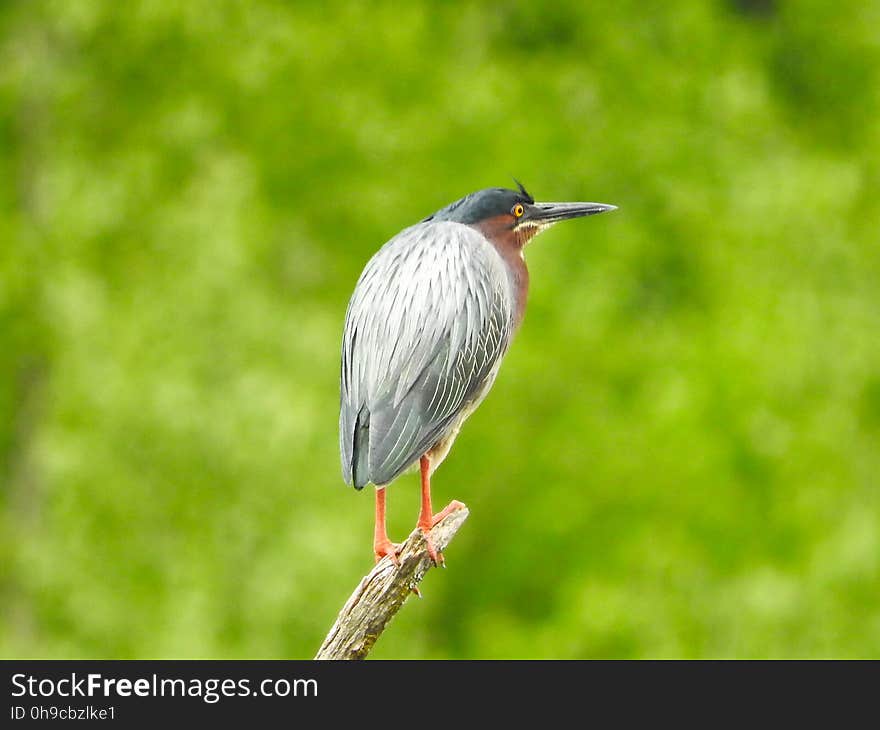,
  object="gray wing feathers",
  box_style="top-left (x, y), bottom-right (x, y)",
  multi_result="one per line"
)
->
top-left (340, 221), bottom-right (513, 488)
